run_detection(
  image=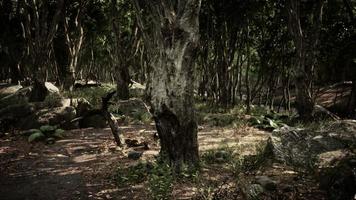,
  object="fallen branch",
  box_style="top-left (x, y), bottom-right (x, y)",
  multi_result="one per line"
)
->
top-left (79, 91), bottom-right (123, 146)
